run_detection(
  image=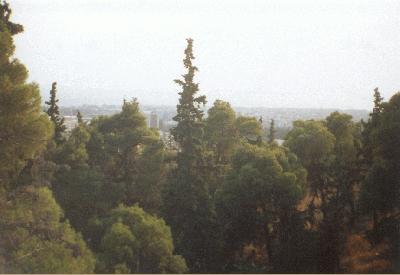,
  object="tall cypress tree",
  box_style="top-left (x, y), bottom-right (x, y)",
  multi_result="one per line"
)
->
top-left (45, 82), bottom-right (66, 144)
top-left (372, 87), bottom-right (383, 114)
top-left (268, 118), bottom-right (276, 143)
top-left (162, 38), bottom-right (220, 273)
top-left (171, 38), bottom-right (206, 156)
